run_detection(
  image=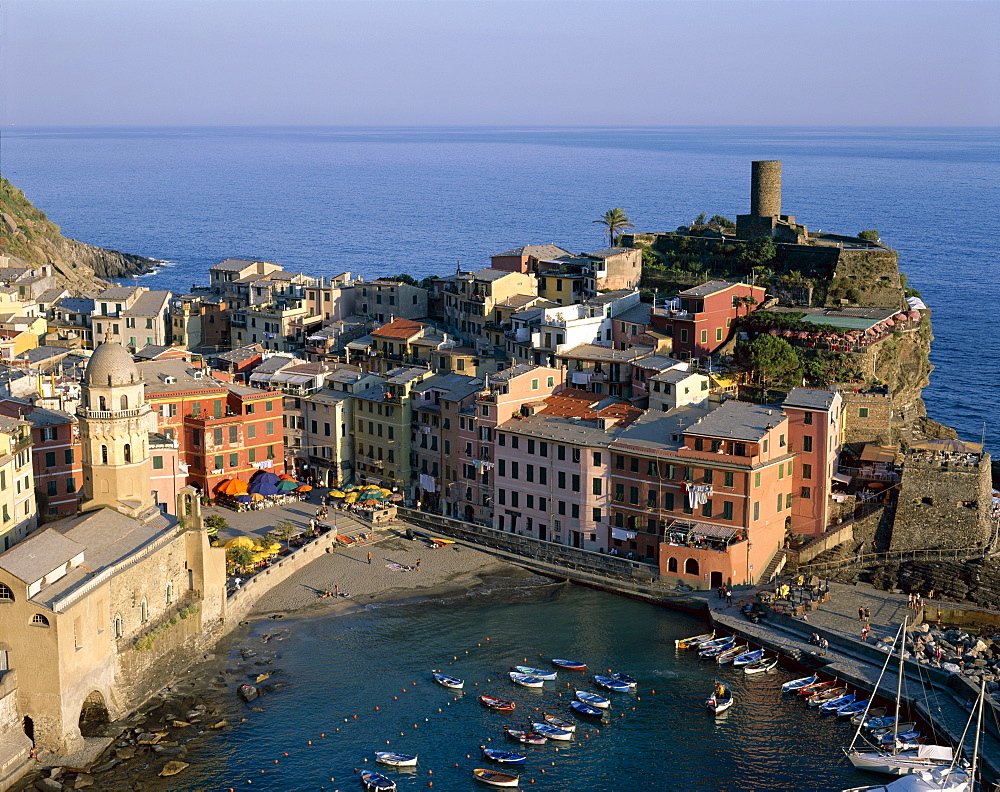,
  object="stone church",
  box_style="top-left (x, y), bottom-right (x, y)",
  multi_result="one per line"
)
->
top-left (0, 339), bottom-right (227, 786)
